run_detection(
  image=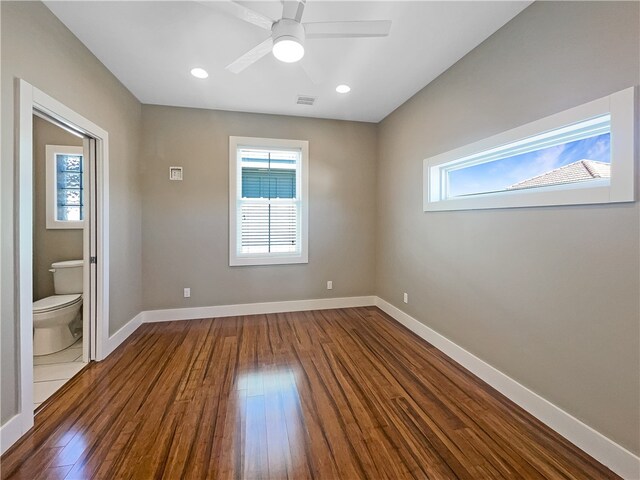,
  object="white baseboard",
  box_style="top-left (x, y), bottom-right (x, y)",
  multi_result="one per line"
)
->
top-left (0, 297), bottom-right (372, 455)
top-left (0, 414), bottom-right (26, 455)
top-left (103, 312), bottom-right (143, 357)
top-left (375, 297), bottom-right (640, 480)
top-left (1, 311), bottom-right (144, 455)
top-left (5, 296), bottom-right (636, 478)
top-left (141, 296), bottom-right (376, 323)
